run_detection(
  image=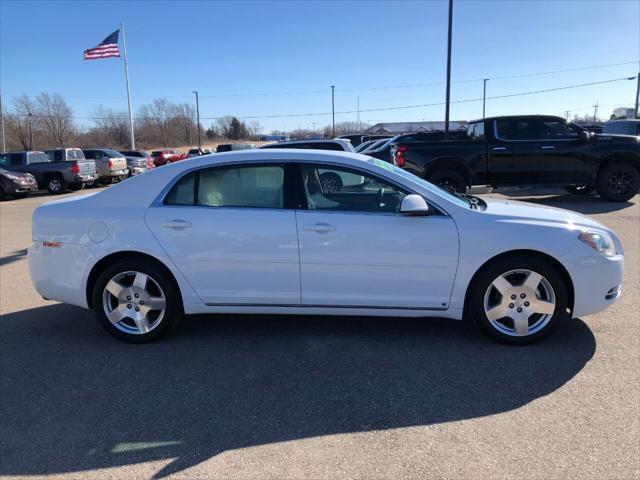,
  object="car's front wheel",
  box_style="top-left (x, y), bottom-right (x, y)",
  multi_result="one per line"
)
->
top-left (468, 255), bottom-right (569, 344)
top-left (427, 169), bottom-right (466, 193)
top-left (92, 260), bottom-right (182, 342)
